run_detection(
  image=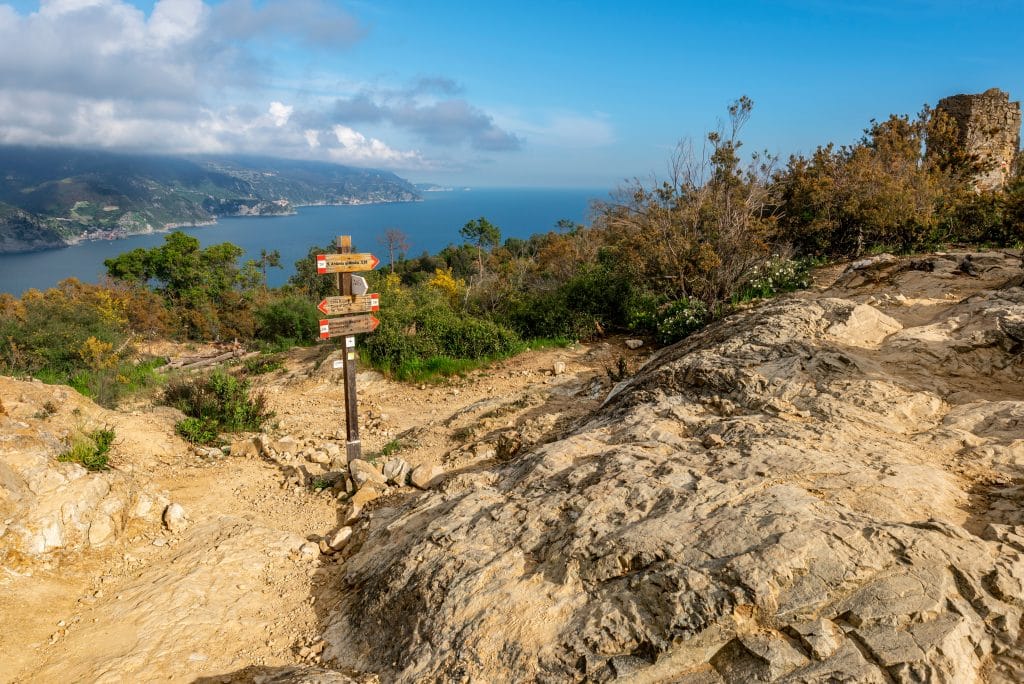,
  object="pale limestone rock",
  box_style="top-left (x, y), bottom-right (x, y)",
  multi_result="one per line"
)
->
top-left (347, 459), bottom-right (385, 489)
top-left (327, 526), bottom-right (352, 551)
top-left (409, 464), bottom-right (444, 490)
top-left (308, 451), bottom-right (331, 465)
top-left (315, 255), bottom-right (1024, 682)
top-left (230, 436), bottom-right (260, 458)
top-left (163, 503), bottom-right (188, 532)
top-left (88, 515), bottom-right (115, 546)
top-left (381, 458), bottom-right (411, 486)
